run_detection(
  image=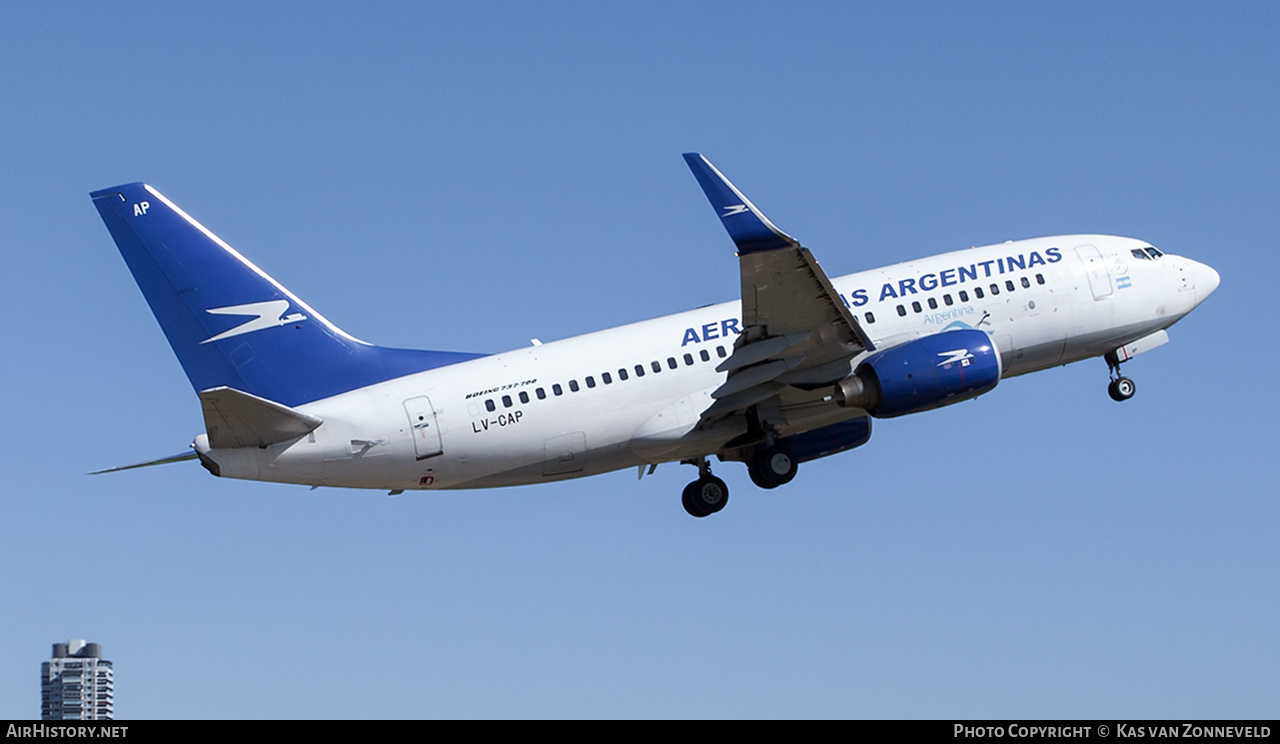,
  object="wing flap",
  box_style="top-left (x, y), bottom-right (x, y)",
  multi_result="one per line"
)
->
top-left (715, 332), bottom-right (809, 373)
top-left (711, 357), bottom-right (805, 400)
